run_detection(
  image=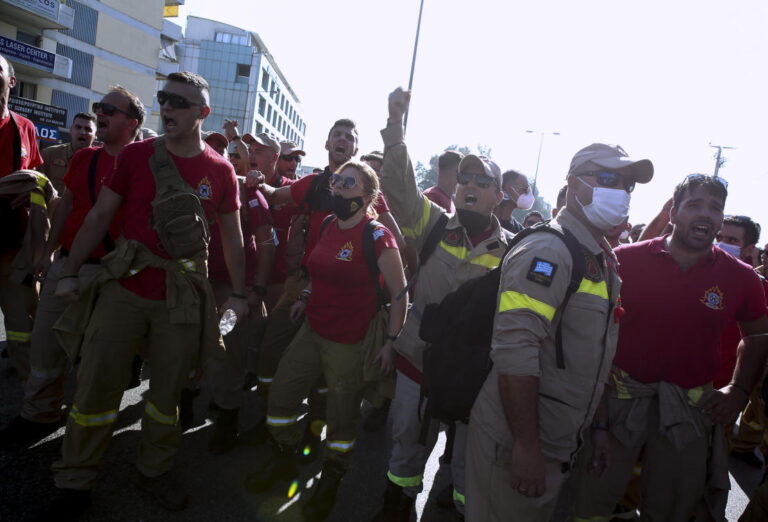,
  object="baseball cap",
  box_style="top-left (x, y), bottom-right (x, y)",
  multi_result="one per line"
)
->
top-left (203, 131), bottom-right (228, 149)
top-left (459, 154), bottom-right (501, 187)
top-left (568, 143), bottom-right (653, 184)
top-left (244, 132), bottom-right (280, 155)
top-left (280, 141), bottom-right (305, 156)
